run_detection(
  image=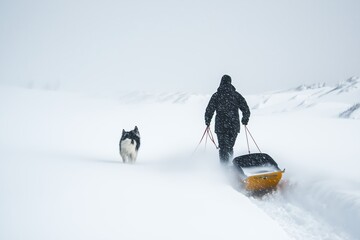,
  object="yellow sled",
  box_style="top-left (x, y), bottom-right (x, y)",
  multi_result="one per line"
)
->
top-left (243, 170), bottom-right (284, 191)
top-left (233, 153), bottom-right (284, 192)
